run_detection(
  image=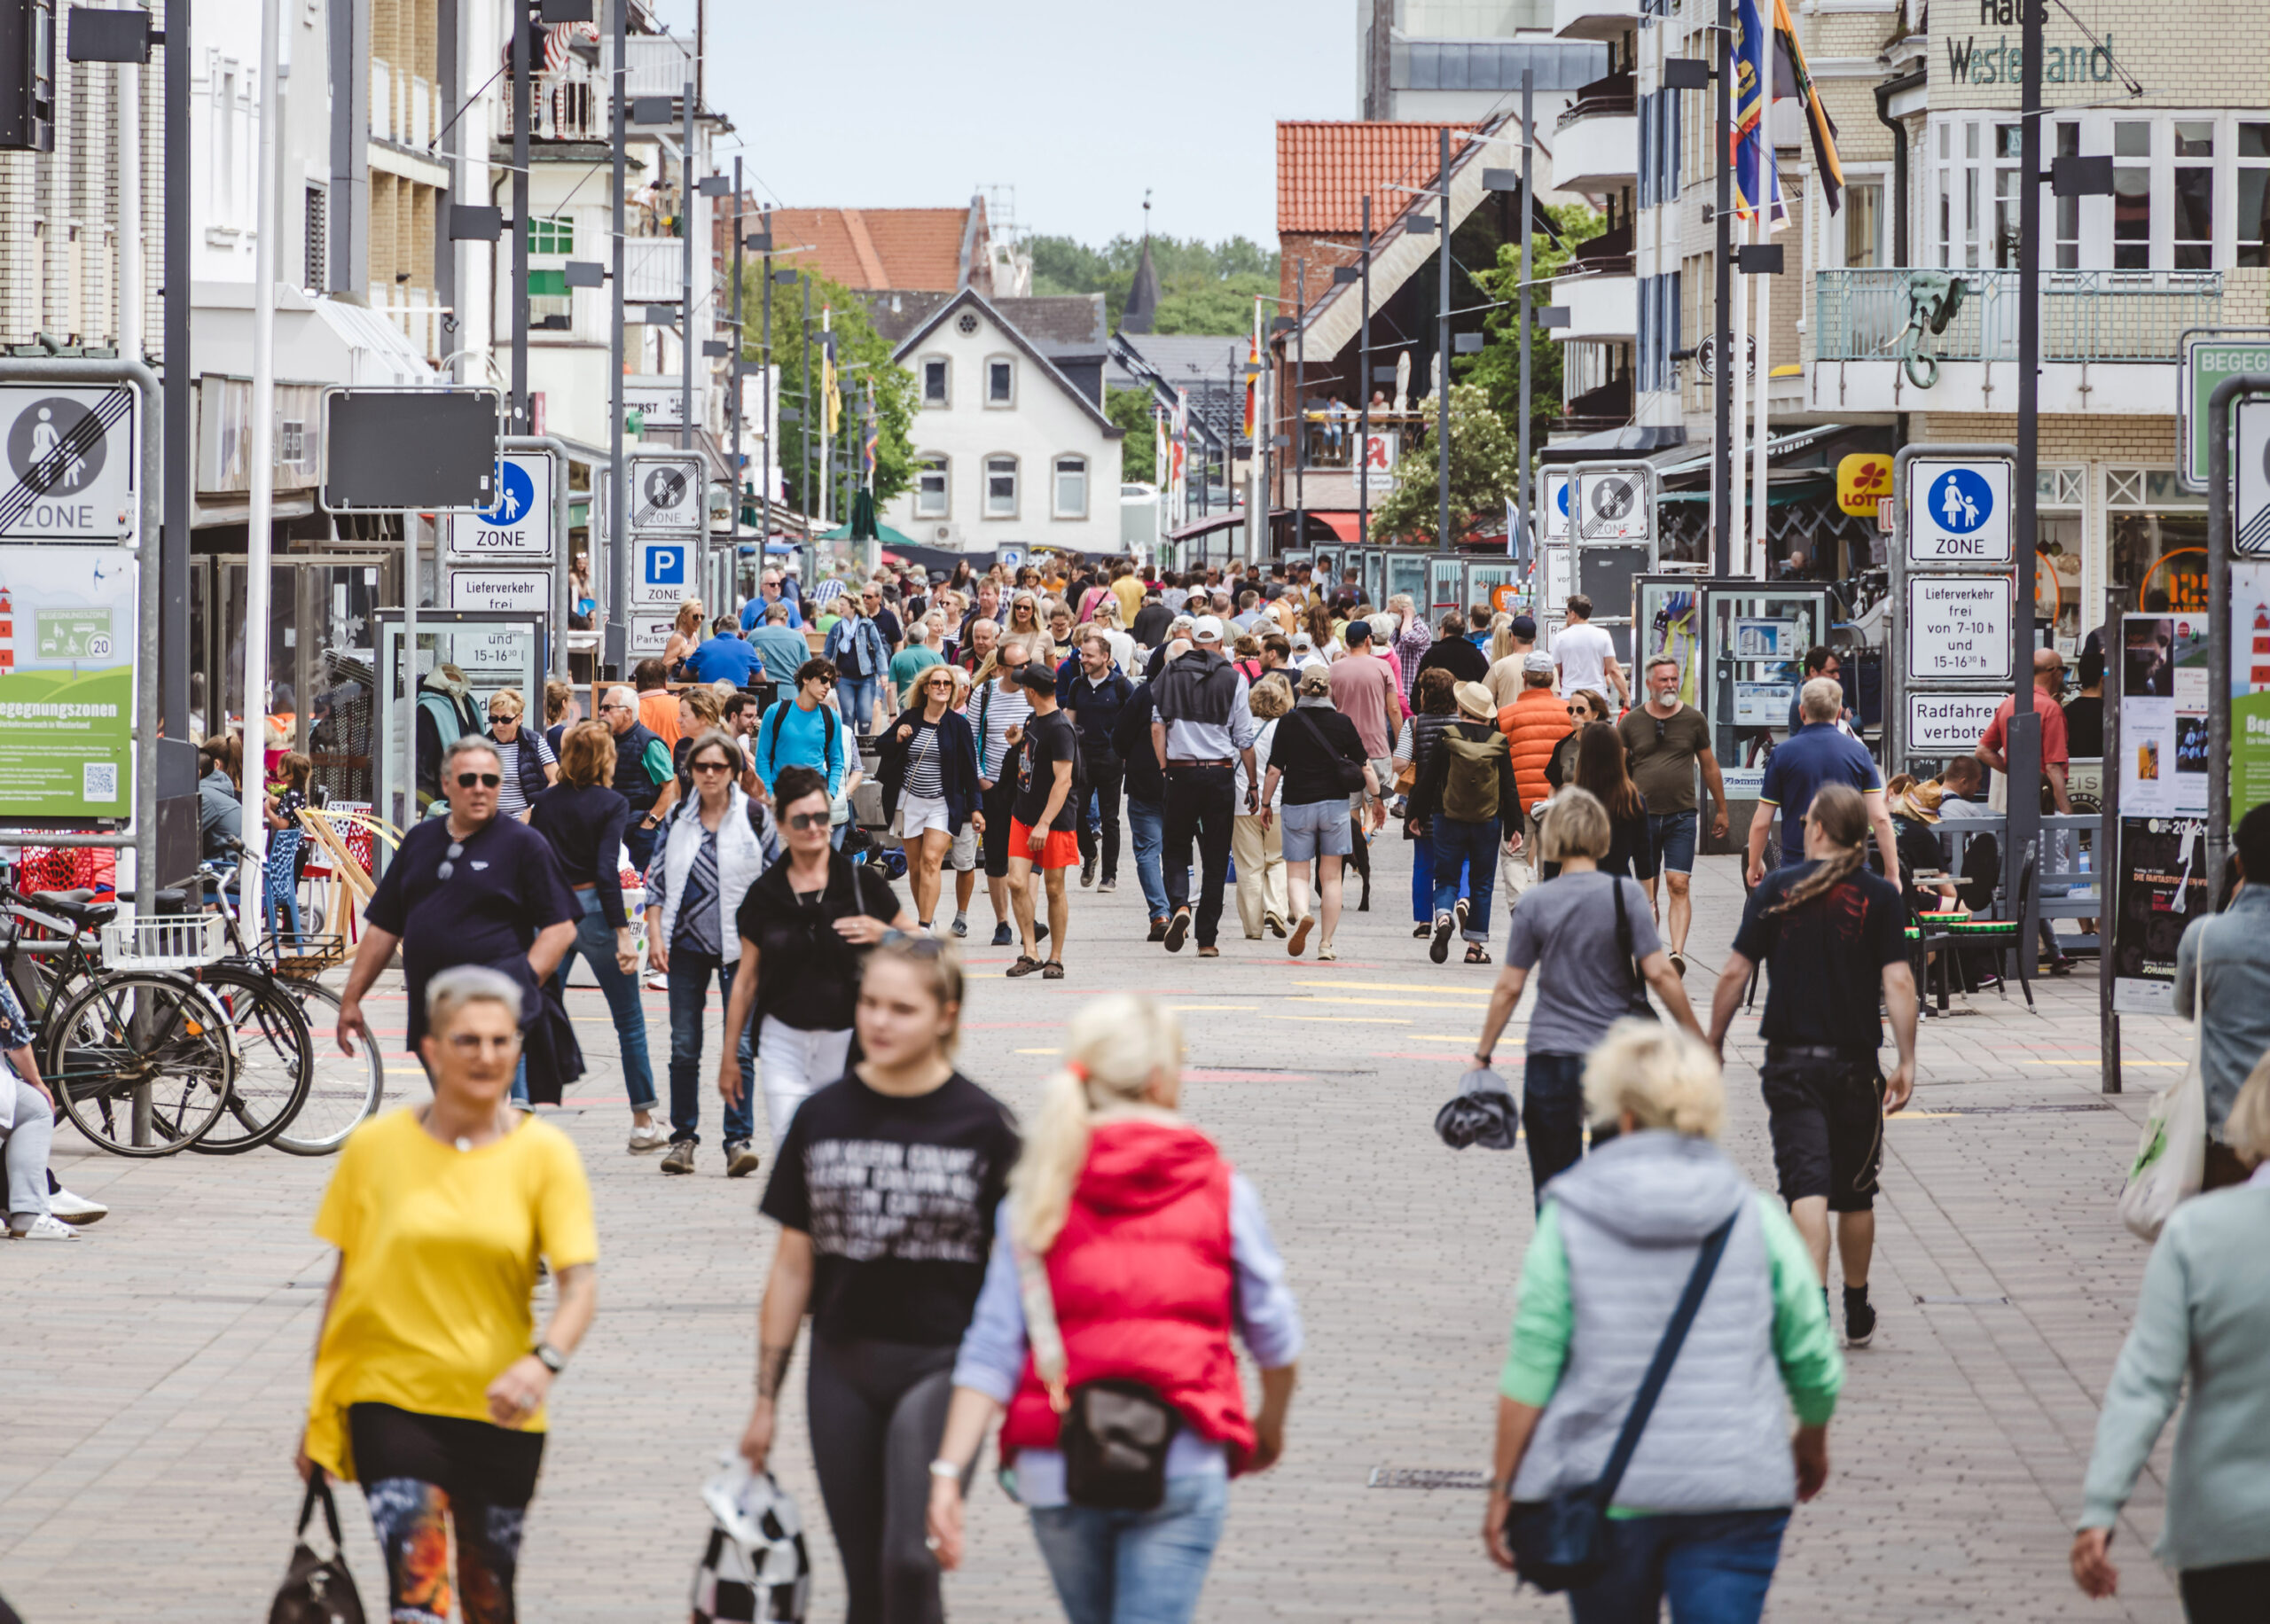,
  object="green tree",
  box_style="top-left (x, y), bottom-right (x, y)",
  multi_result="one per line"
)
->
top-left (732, 265), bottom-right (920, 512)
top-left (1027, 232), bottom-right (1280, 331)
top-left (1367, 382), bottom-right (1524, 547)
top-left (1457, 201), bottom-right (1603, 449)
top-left (1107, 386), bottom-right (1157, 483)
top-left (1152, 273), bottom-right (1277, 337)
